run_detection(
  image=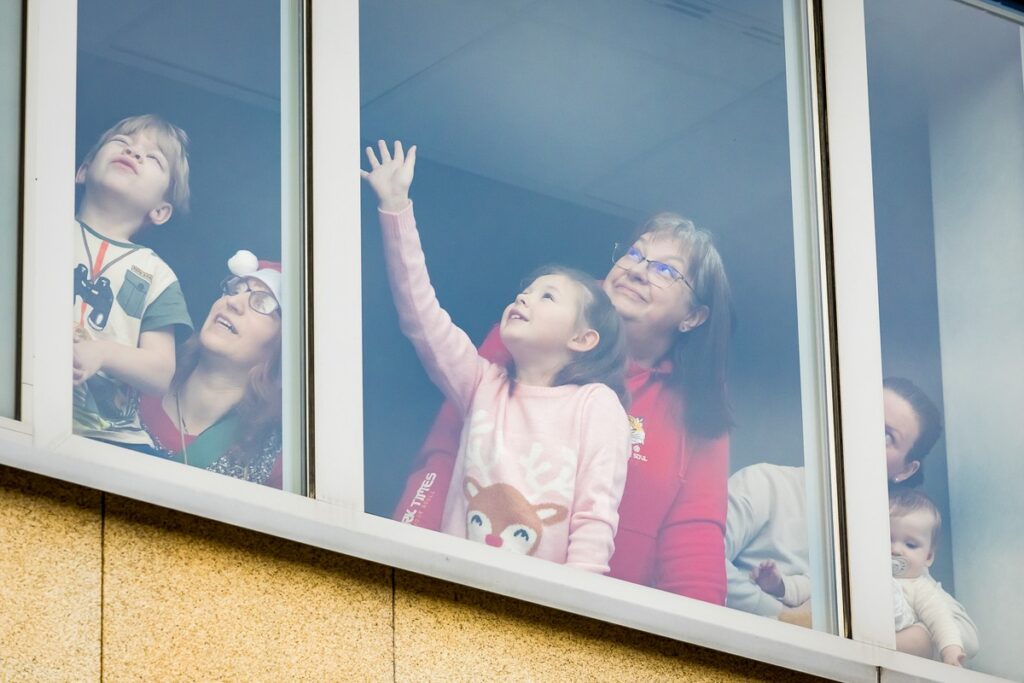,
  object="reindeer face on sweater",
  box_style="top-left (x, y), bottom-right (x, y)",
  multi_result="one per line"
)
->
top-left (463, 477), bottom-right (568, 555)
